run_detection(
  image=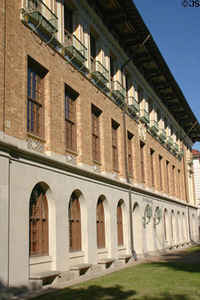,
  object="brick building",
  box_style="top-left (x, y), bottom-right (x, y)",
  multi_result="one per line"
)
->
top-left (0, 0), bottom-right (200, 288)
